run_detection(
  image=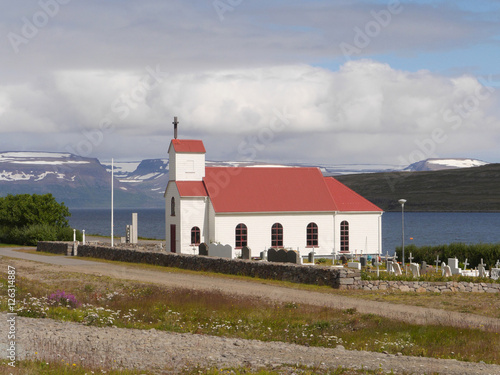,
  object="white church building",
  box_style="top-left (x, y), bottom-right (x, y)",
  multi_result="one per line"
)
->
top-left (164, 137), bottom-right (383, 258)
